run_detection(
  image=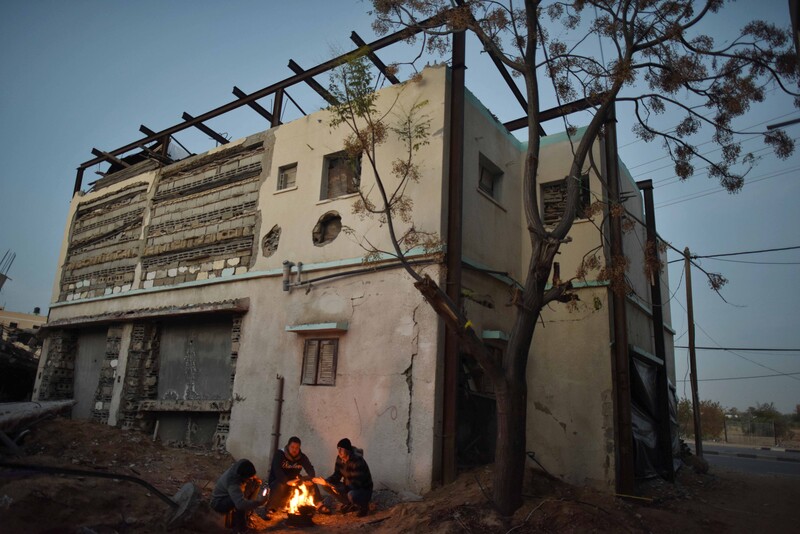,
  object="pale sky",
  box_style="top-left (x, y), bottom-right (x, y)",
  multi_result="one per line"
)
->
top-left (1, 1), bottom-right (797, 413)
